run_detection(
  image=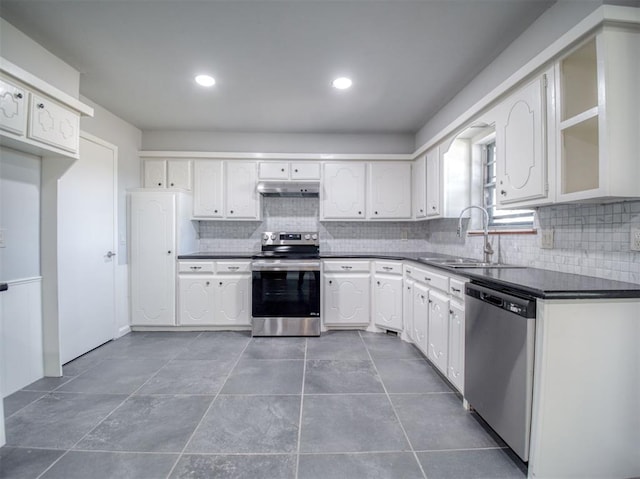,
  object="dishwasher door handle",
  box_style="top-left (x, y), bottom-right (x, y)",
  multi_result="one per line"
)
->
top-left (480, 292), bottom-right (504, 307)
